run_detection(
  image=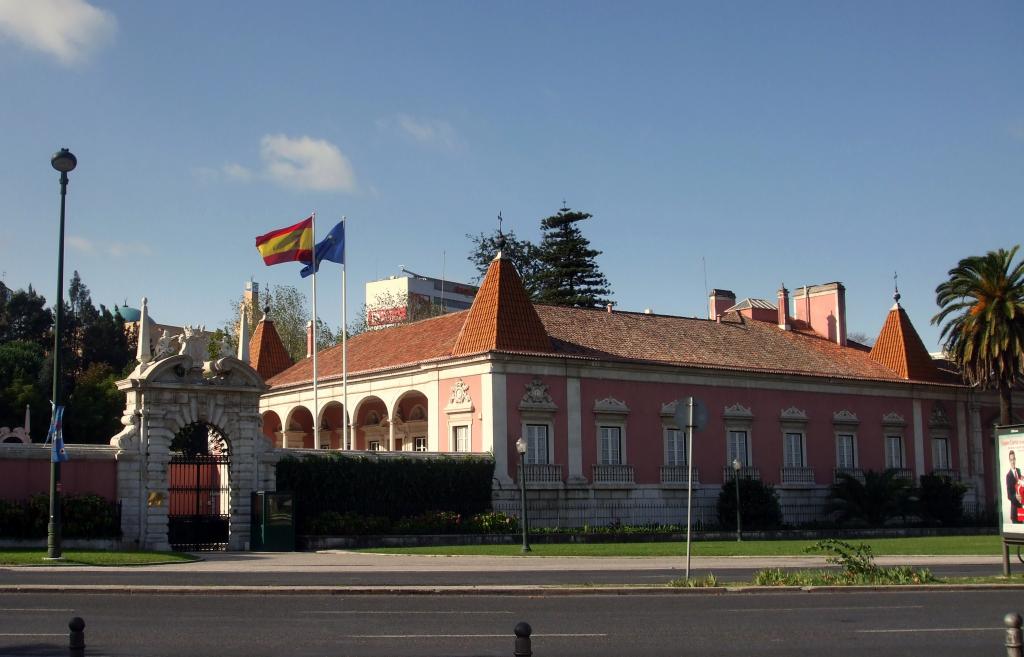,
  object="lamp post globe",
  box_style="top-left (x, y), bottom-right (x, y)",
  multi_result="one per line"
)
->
top-left (51, 148), bottom-right (77, 173)
top-left (731, 458), bottom-right (742, 542)
top-left (47, 147), bottom-right (76, 561)
top-left (515, 438), bottom-right (530, 553)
